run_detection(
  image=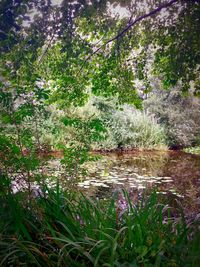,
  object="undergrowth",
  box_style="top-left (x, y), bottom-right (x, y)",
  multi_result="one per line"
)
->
top-left (0, 187), bottom-right (199, 267)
